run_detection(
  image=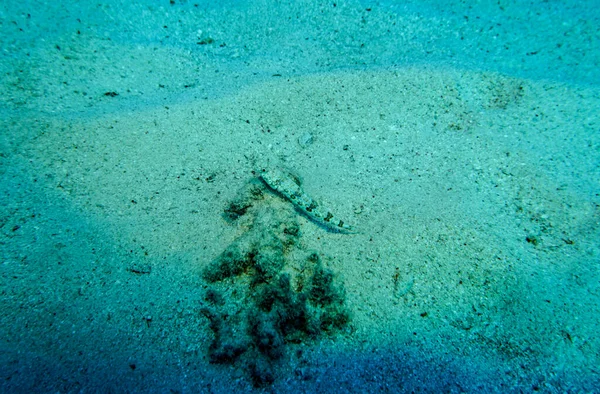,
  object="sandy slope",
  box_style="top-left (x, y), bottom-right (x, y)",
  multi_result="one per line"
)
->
top-left (1, 0), bottom-right (599, 392)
